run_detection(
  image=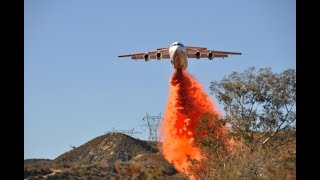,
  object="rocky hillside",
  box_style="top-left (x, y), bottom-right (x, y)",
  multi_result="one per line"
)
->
top-left (54, 132), bottom-right (158, 166)
top-left (24, 132), bottom-right (188, 179)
